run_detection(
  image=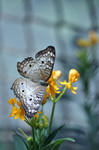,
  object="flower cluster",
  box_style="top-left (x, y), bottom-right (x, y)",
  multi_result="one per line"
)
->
top-left (8, 68), bottom-right (79, 150)
top-left (8, 69), bottom-right (80, 120)
top-left (76, 31), bottom-right (99, 47)
top-left (42, 70), bottom-right (61, 104)
top-left (31, 114), bottom-right (49, 129)
top-left (8, 98), bottom-right (42, 120)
